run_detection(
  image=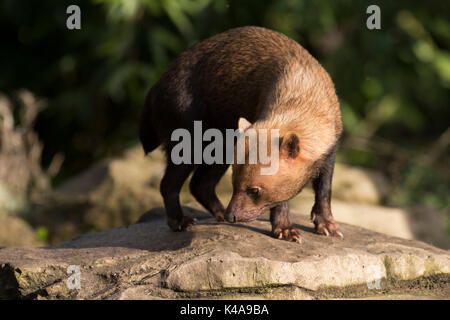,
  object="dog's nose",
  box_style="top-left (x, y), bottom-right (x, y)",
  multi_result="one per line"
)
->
top-left (225, 211), bottom-right (236, 223)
